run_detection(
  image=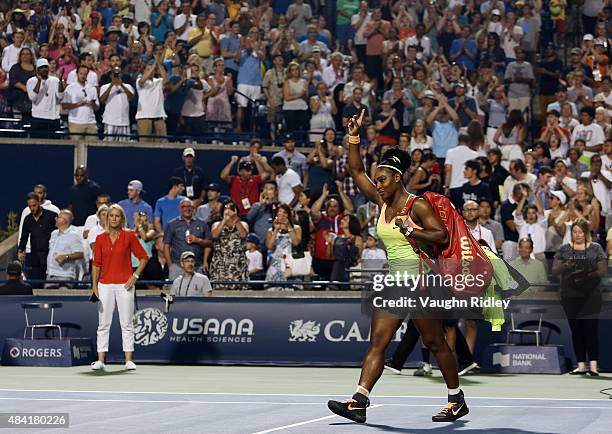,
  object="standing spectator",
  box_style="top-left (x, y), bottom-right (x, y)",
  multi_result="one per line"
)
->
top-left (581, 155), bottom-right (612, 219)
top-left (493, 110), bottom-right (527, 167)
top-left (245, 233), bottom-right (264, 277)
top-left (363, 8), bottom-right (389, 91)
top-left (265, 204), bottom-right (302, 290)
top-left (66, 52), bottom-right (99, 87)
top-left (336, 0), bottom-right (359, 43)
top-left (170, 251), bottom-right (213, 296)
top-left (517, 4), bottom-right (540, 59)
top-left (478, 198), bottom-right (504, 252)
top-left (513, 186), bottom-right (548, 262)
top-left (571, 107), bottom-right (605, 158)
top-left (246, 180), bottom-right (279, 247)
top-left (188, 13), bottom-right (217, 74)
top-left (62, 65), bottom-right (99, 140)
top-left (83, 194), bottom-right (112, 241)
top-left (427, 93), bottom-right (460, 164)
top-left (208, 199), bottom-right (249, 289)
top-left (286, 0), bottom-right (312, 37)
top-left (500, 183), bottom-right (527, 262)
top-left (206, 58), bottom-right (233, 124)
top-left (174, 148), bottom-right (207, 208)
top-left (173, 1), bottom-right (196, 42)
top-left (450, 82), bottom-right (478, 128)
top-left (460, 160), bottom-right (492, 209)
top-left (502, 159), bottom-right (537, 202)
top-left (322, 51), bottom-right (346, 93)
top-left (263, 53), bottom-right (286, 139)
top-left (153, 177), bottom-right (187, 234)
top-left (504, 47), bottom-right (535, 114)
top-left (2, 29), bottom-right (25, 73)
top-left (219, 20), bottom-right (241, 80)
top-left (235, 32), bottom-right (264, 132)
top-left (220, 156), bottom-right (270, 217)
top-left (17, 192), bottom-right (58, 281)
top-left (0, 262), bottom-right (33, 295)
top-left (450, 26), bottom-right (478, 71)
top-left (136, 58), bottom-right (169, 141)
top-left (309, 82), bottom-right (337, 143)
top-left (196, 183), bottom-right (223, 224)
top-left (151, 0), bottom-right (174, 43)
top-left (9, 47), bottom-right (36, 120)
top-left (444, 136), bottom-right (479, 207)
top-left (342, 87), bottom-right (370, 135)
top-left (99, 67), bottom-right (135, 141)
top-left (270, 156), bottom-right (303, 208)
top-left (282, 61), bottom-right (309, 135)
top-left (45, 210), bottom-right (84, 288)
top-left (306, 140), bottom-right (336, 200)
top-left (163, 198), bottom-right (211, 281)
top-left (351, 1), bottom-right (371, 64)
top-left (177, 63), bottom-right (212, 136)
top-left (18, 185), bottom-right (61, 263)
top-left (462, 200), bottom-right (496, 250)
top-left (547, 85), bottom-right (578, 117)
top-left (27, 58), bottom-right (66, 137)
top-left (117, 180), bottom-right (153, 228)
top-left (272, 134), bottom-right (308, 180)
top-left (568, 71), bottom-right (594, 112)
top-left (68, 165), bottom-right (103, 226)
top-left (298, 25), bottom-right (330, 62)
